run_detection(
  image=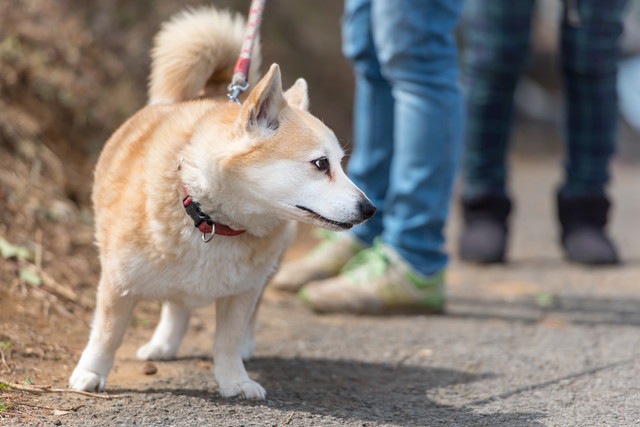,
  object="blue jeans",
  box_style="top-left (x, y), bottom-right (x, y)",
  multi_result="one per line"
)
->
top-left (342, 0), bottom-right (464, 276)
